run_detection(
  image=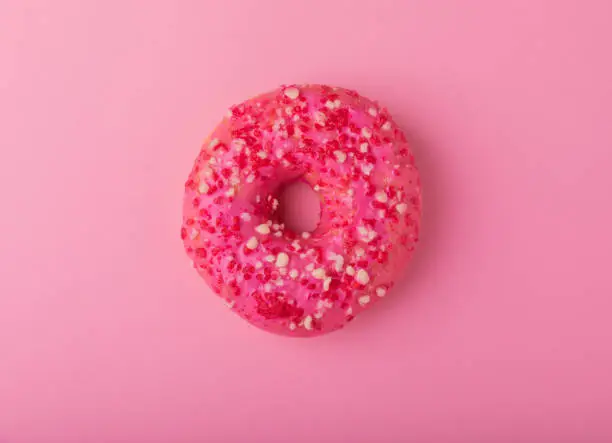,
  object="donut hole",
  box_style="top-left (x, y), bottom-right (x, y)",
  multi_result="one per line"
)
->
top-left (277, 180), bottom-right (321, 234)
